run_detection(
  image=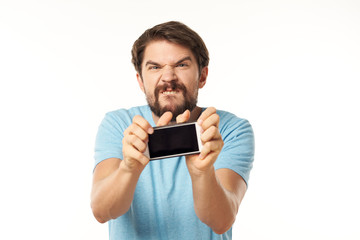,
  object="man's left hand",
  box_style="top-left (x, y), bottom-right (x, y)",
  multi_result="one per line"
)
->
top-left (177, 107), bottom-right (224, 176)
